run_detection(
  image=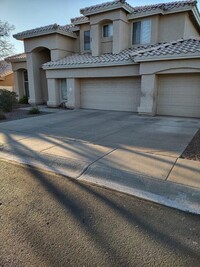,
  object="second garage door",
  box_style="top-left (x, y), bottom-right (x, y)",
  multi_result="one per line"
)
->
top-left (157, 74), bottom-right (200, 118)
top-left (81, 77), bottom-right (141, 112)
